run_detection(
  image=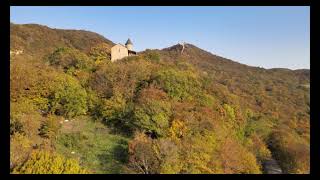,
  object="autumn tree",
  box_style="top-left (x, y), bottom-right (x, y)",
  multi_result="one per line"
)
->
top-left (268, 127), bottom-right (310, 174)
top-left (153, 67), bottom-right (201, 101)
top-left (89, 43), bottom-right (111, 64)
top-left (128, 133), bottom-right (160, 174)
top-left (12, 150), bottom-right (88, 174)
top-left (48, 47), bottom-right (94, 73)
top-left (133, 86), bottom-right (172, 137)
